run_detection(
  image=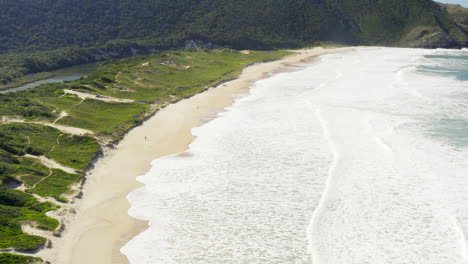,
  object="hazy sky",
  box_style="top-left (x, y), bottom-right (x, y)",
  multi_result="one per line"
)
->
top-left (437, 0), bottom-right (468, 7)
